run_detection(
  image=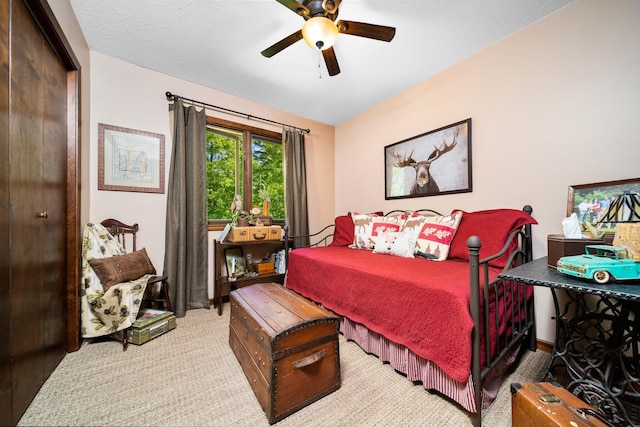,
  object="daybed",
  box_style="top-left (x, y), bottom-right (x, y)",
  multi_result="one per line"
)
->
top-left (284, 207), bottom-right (537, 426)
